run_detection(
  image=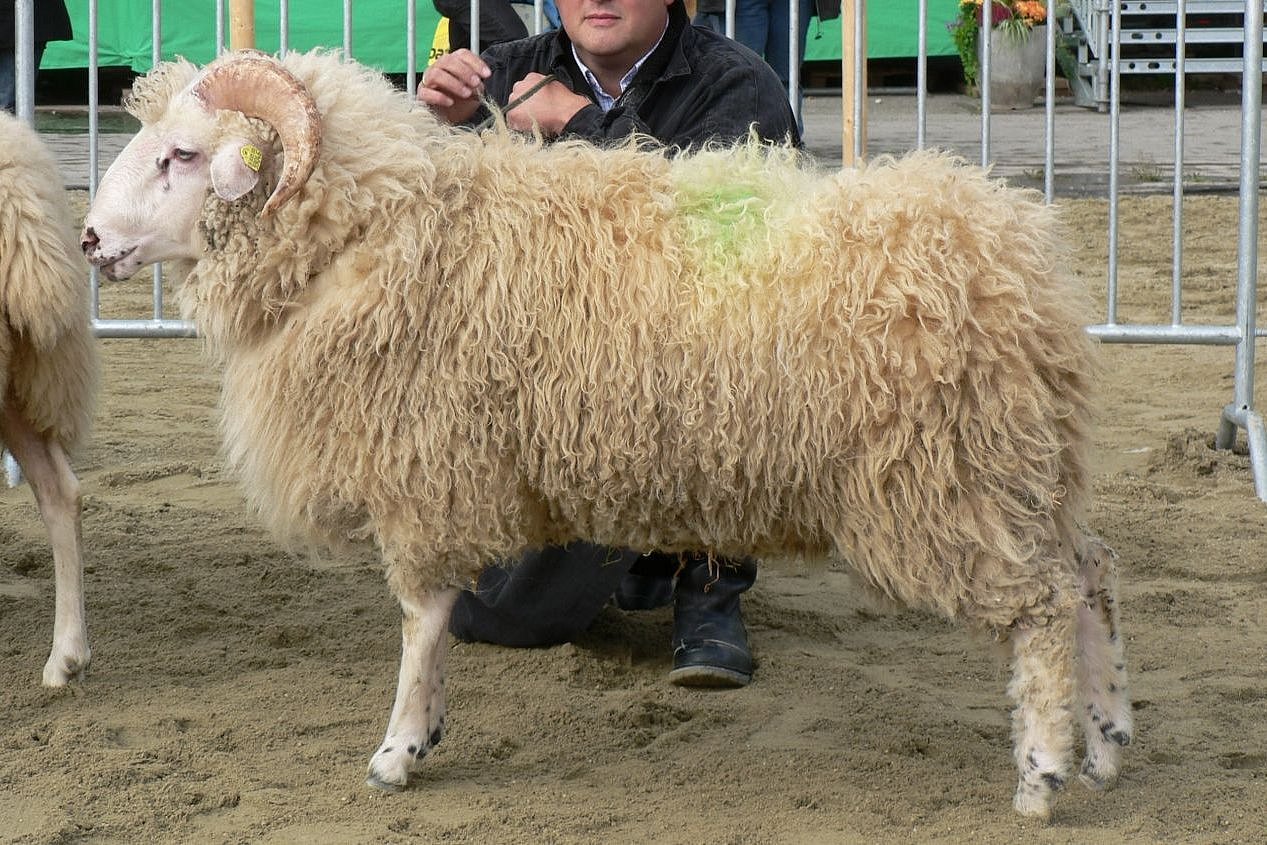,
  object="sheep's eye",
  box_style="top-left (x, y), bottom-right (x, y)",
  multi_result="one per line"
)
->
top-left (173, 148), bottom-right (198, 162)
